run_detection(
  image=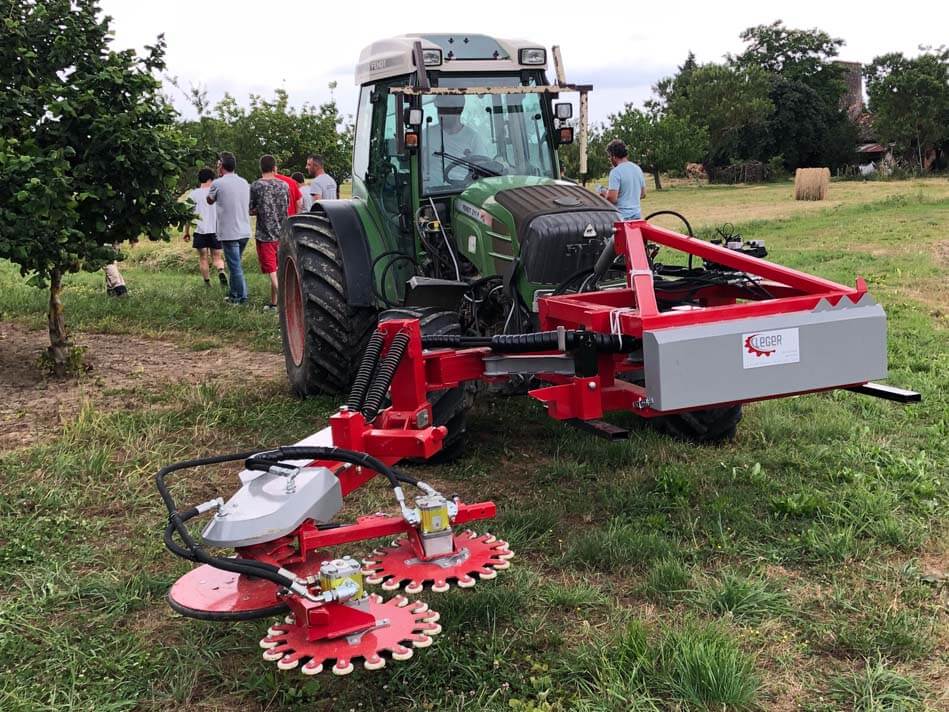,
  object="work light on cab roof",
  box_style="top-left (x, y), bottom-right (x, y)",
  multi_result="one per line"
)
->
top-left (355, 34), bottom-right (551, 83)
